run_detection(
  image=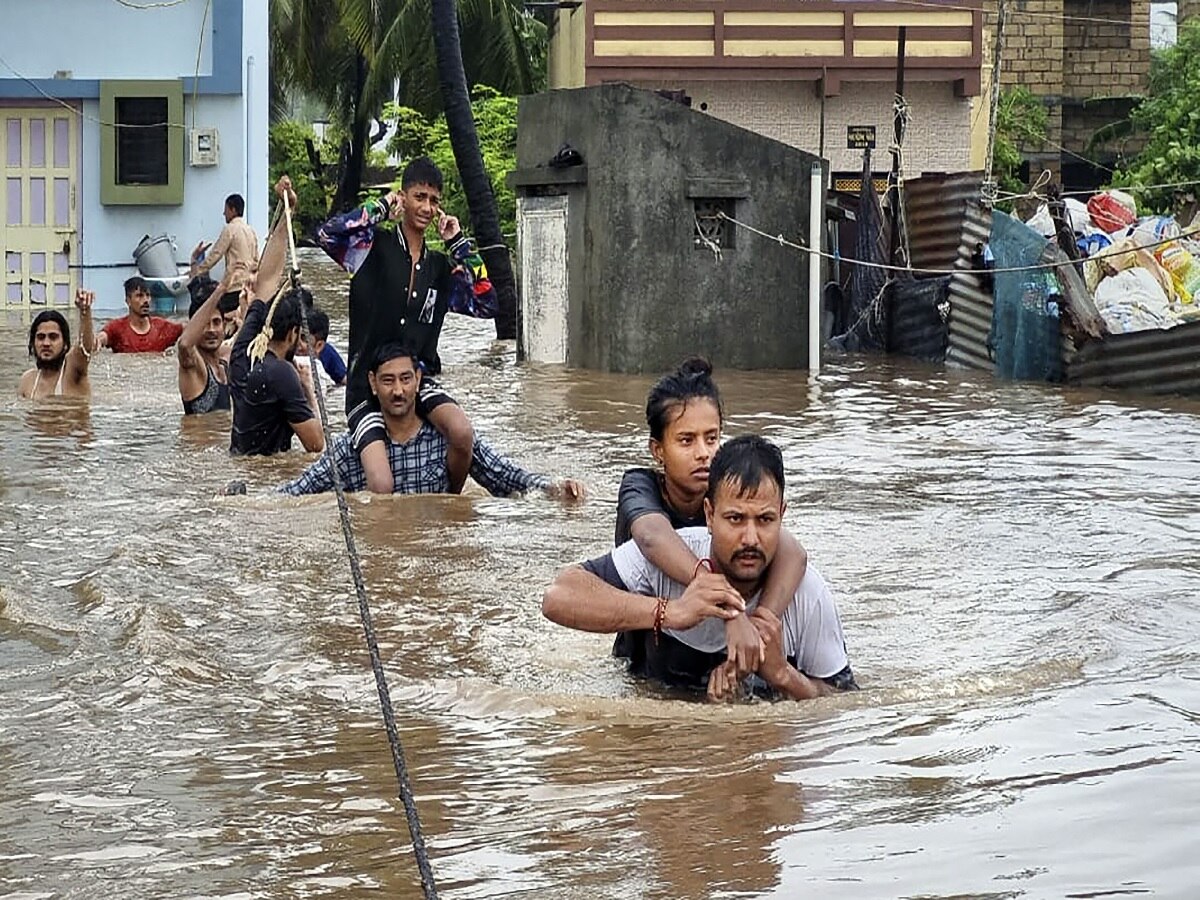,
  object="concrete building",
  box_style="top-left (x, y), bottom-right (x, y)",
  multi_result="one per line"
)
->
top-left (0, 0), bottom-right (268, 313)
top-left (986, 0), bottom-right (1152, 187)
top-left (512, 84), bottom-right (824, 373)
top-left (547, 0), bottom-right (984, 186)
